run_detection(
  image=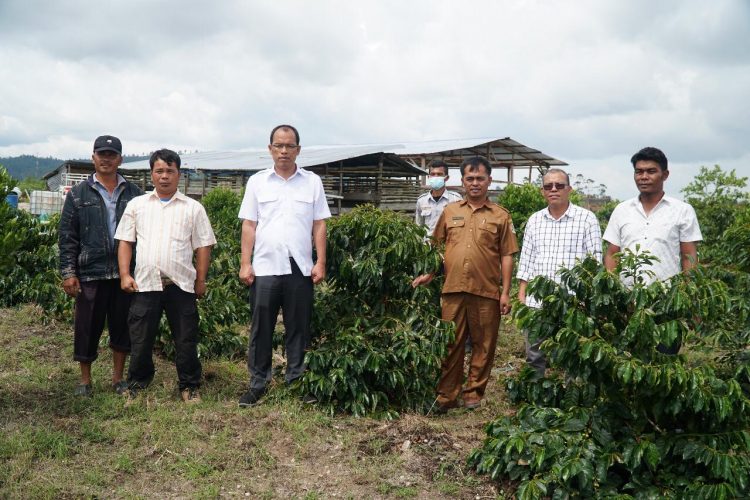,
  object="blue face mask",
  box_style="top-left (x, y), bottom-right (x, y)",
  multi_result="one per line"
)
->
top-left (427, 176), bottom-right (446, 190)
